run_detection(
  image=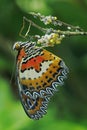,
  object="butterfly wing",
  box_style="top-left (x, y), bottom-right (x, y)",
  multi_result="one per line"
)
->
top-left (17, 78), bottom-right (49, 119)
top-left (17, 48), bottom-right (68, 119)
